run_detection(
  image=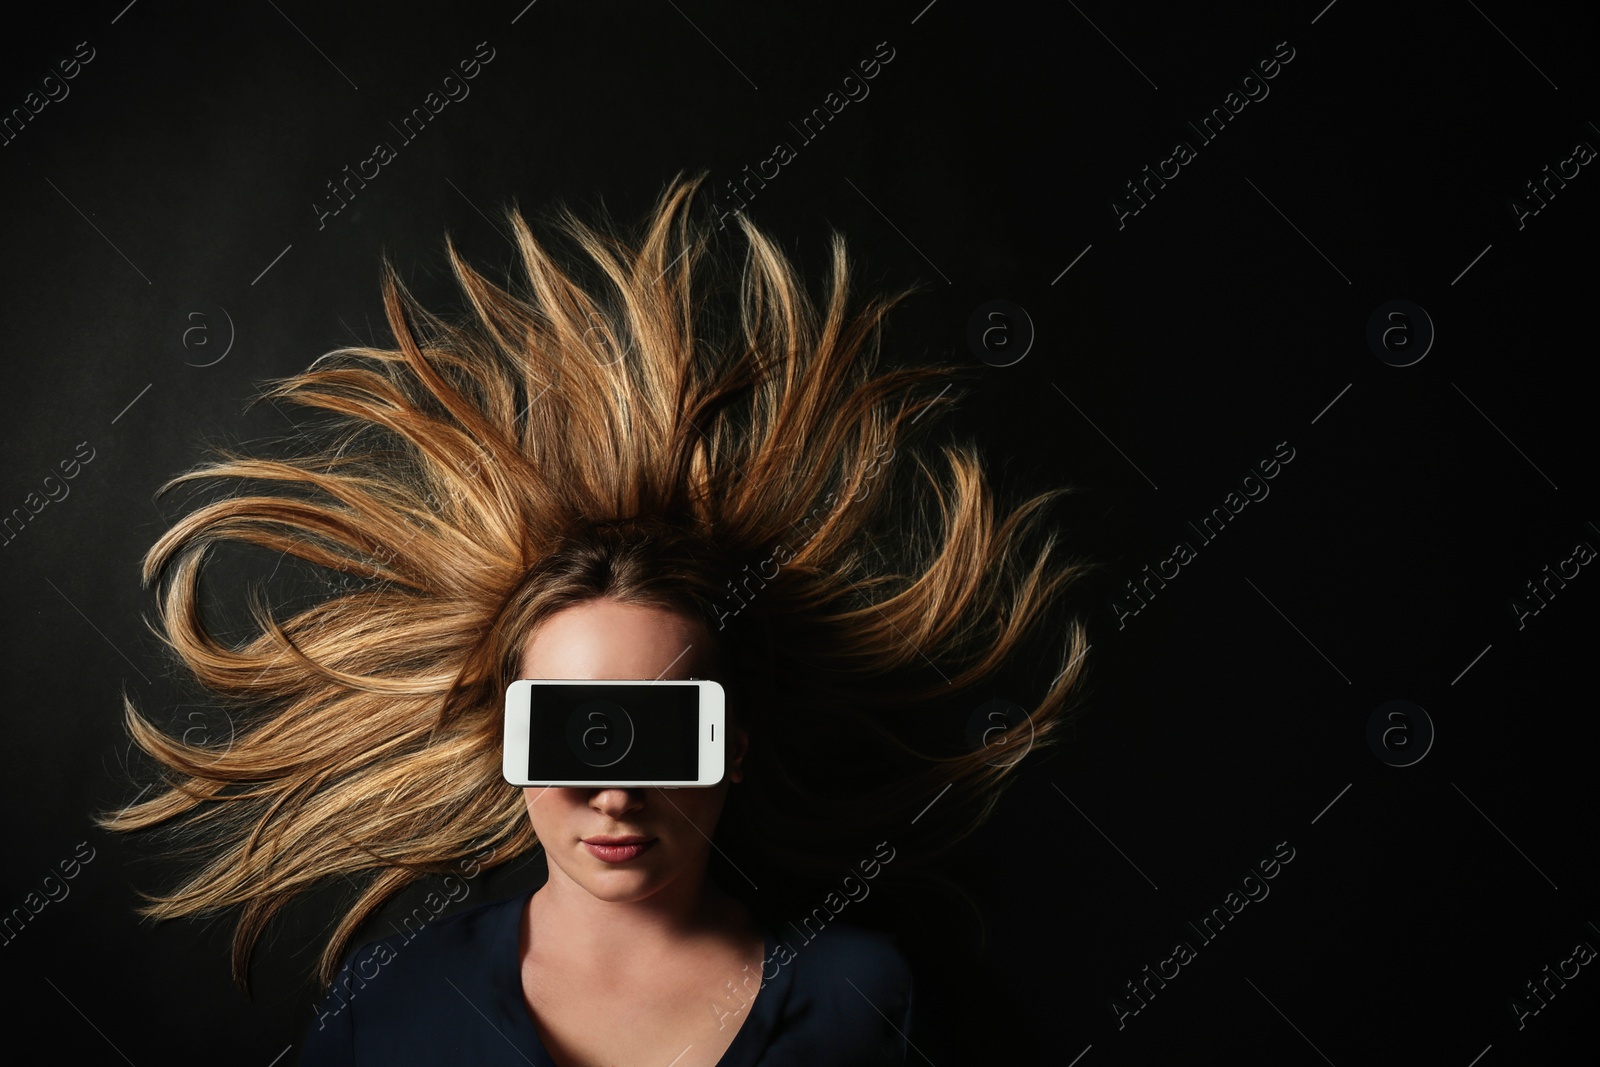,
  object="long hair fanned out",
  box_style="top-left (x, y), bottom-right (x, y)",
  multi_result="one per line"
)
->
top-left (101, 174), bottom-right (1093, 988)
